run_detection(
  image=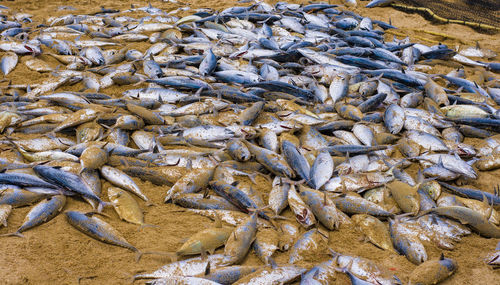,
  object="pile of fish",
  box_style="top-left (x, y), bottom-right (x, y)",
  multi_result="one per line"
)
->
top-left (0, 0), bottom-right (499, 284)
